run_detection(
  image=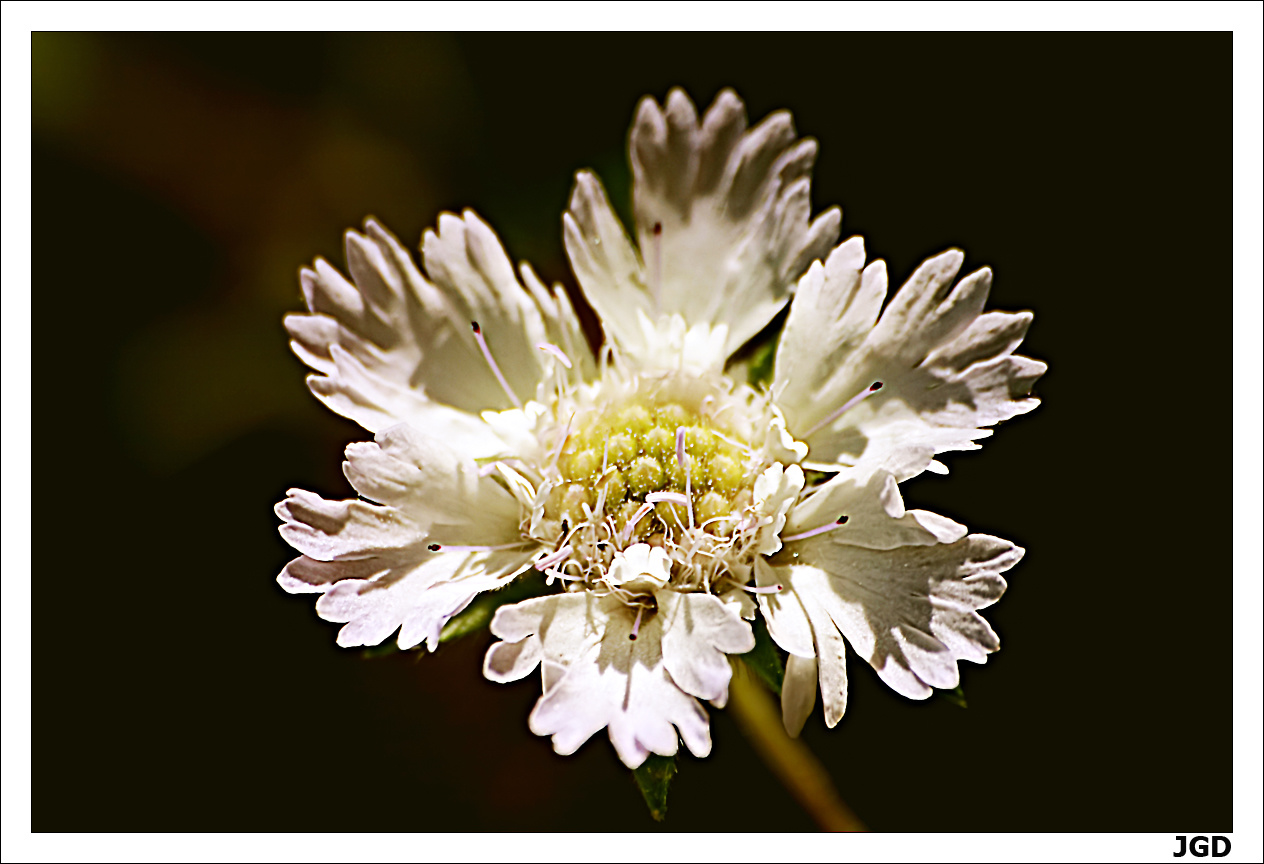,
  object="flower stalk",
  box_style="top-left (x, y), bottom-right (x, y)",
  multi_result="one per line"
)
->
top-left (728, 663), bottom-right (866, 832)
